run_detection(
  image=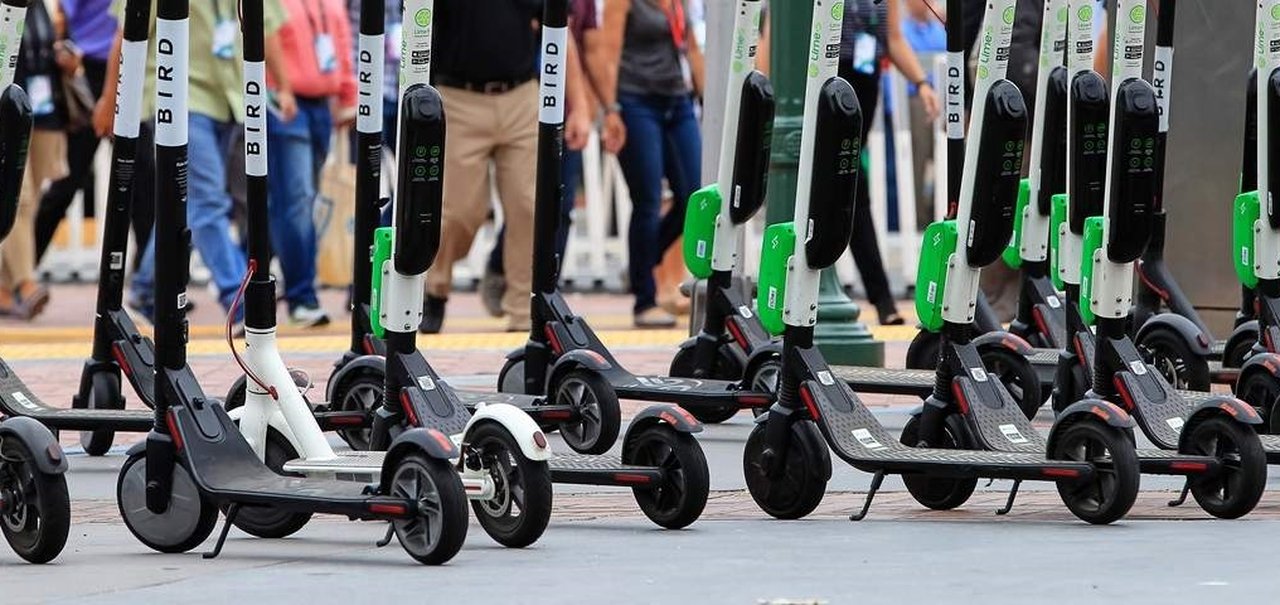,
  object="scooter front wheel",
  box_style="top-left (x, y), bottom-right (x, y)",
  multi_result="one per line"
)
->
top-left (227, 429), bottom-right (313, 538)
top-left (899, 415), bottom-right (978, 510)
top-left (550, 370), bottom-right (621, 455)
top-left (389, 453), bottom-right (468, 565)
top-left (743, 420), bottom-right (830, 519)
top-left (1183, 417), bottom-right (1267, 519)
top-left (0, 437), bottom-right (70, 563)
top-left (78, 371), bottom-right (121, 456)
top-left (468, 422), bottom-right (552, 548)
top-left (116, 452), bottom-right (219, 553)
top-left (624, 425), bottom-right (710, 529)
top-left (1049, 420), bottom-right (1139, 525)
